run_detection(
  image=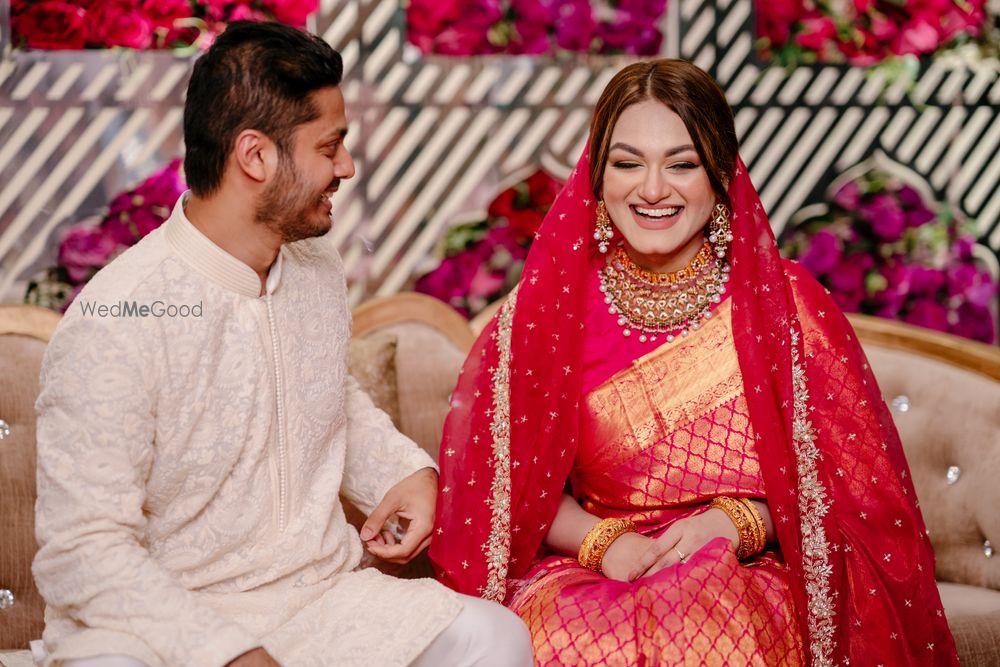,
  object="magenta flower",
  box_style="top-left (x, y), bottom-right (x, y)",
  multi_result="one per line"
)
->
top-left (832, 181), bottom-right (861, 210)
top-left (553, 0), bottom-right (595, 52)
top-left (799, 229), bottom-right (842, 276)
top-left (58, 225), bottom-right (122, 284)
top-left (861, 193), bottom-right (906, 241)
top-left (903, 299), bottom-right (950, 333)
